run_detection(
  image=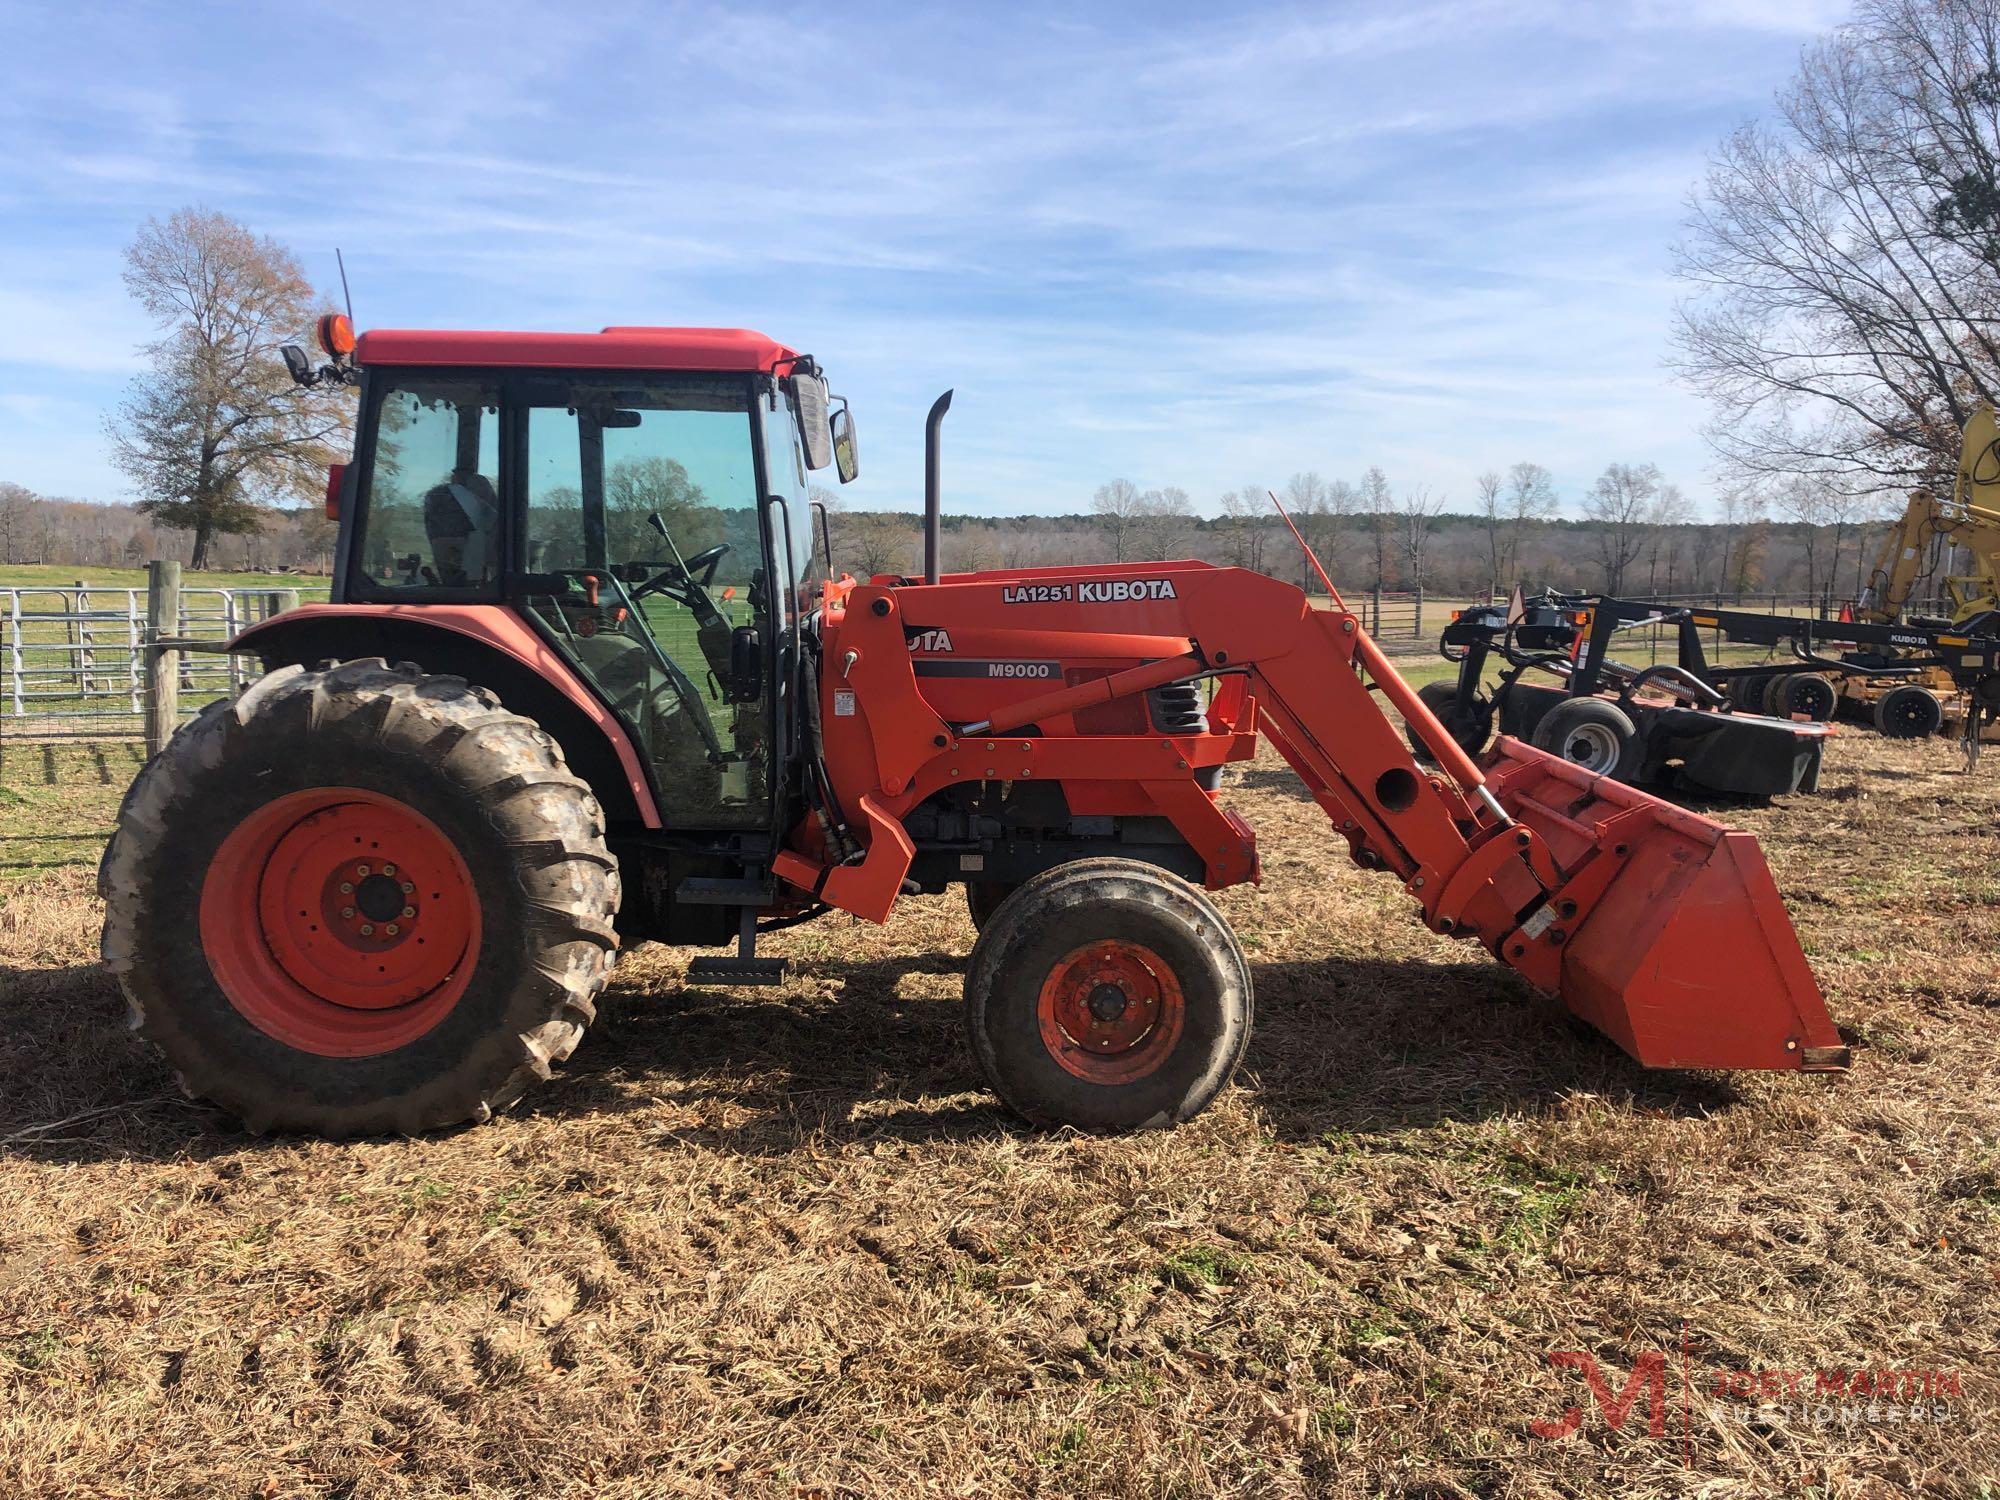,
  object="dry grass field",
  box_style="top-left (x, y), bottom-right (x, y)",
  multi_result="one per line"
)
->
top-left (2, 725), bottom-right (1999, 1497)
